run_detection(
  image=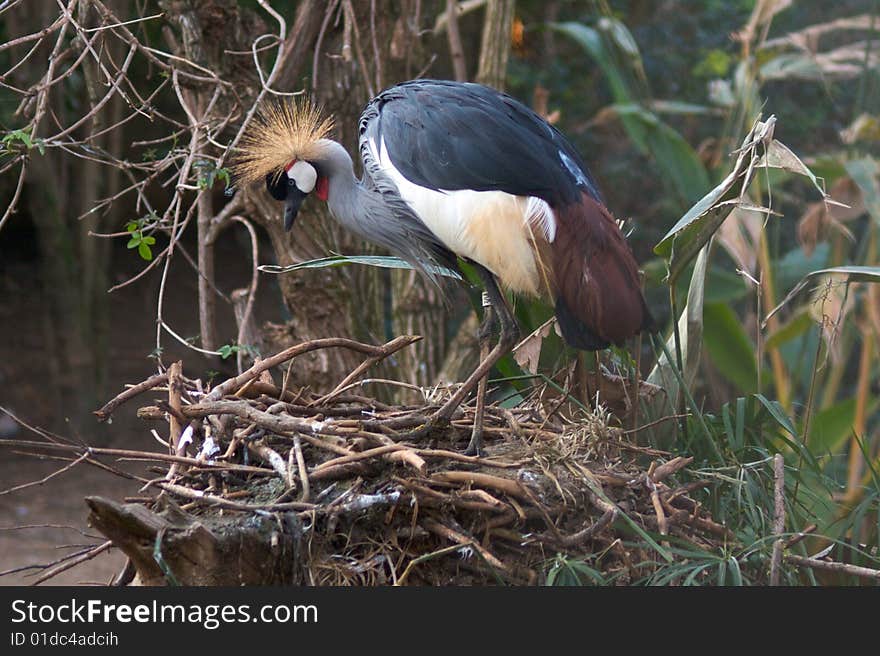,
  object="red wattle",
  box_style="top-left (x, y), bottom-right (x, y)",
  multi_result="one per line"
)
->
top-left (316, 176), bottom-right (329, 201)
